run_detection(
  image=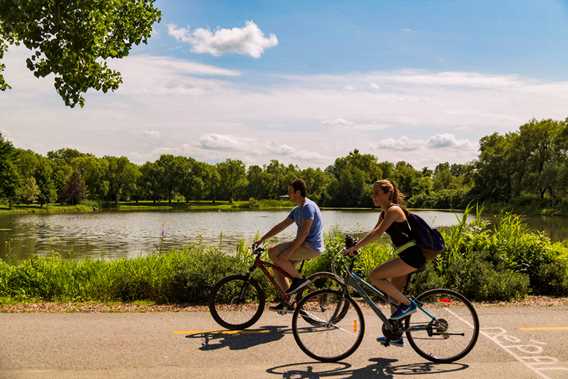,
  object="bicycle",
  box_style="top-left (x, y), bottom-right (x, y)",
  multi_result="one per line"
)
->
top-left (209, 243), bottom-right (344, 330)
top-left (291, 235), bottom-right (480, 363)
